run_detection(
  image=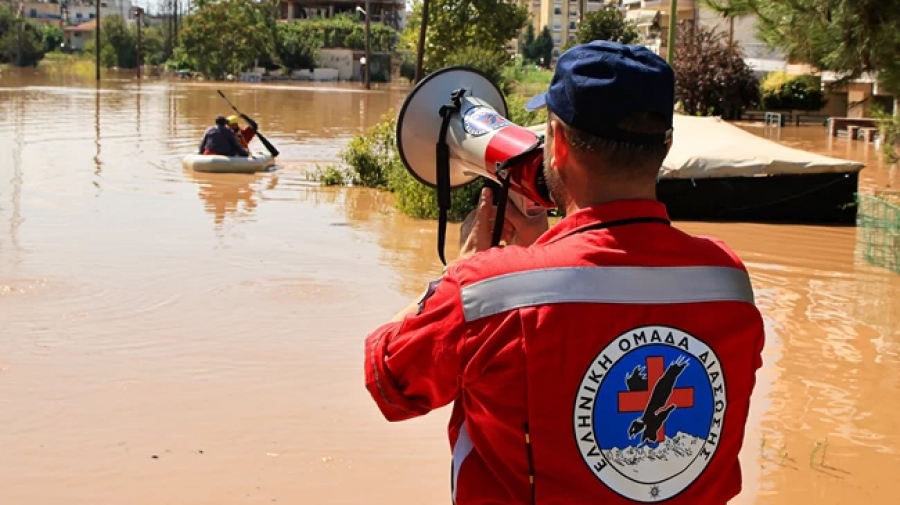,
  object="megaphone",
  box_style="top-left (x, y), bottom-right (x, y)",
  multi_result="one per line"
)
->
top-left (396, 66), bottom-right (555, 264)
